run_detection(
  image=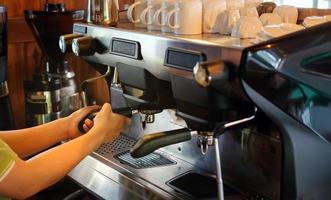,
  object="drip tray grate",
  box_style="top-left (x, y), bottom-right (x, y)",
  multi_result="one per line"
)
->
top-left (115, 151), bottom-right (177, 169)
top-left (96, 134), bottom-right (137, 155)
